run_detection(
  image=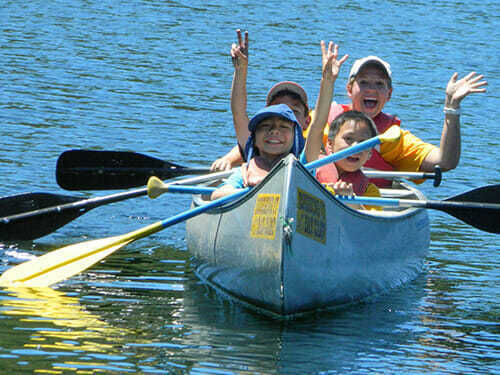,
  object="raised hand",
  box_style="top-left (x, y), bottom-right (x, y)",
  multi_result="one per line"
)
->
top-left (445, 72), bottom-right (487, 108)
top-left (231, 29), bottom-right (249, 69)
top-left (321, 40), bottom-right (349, 81)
